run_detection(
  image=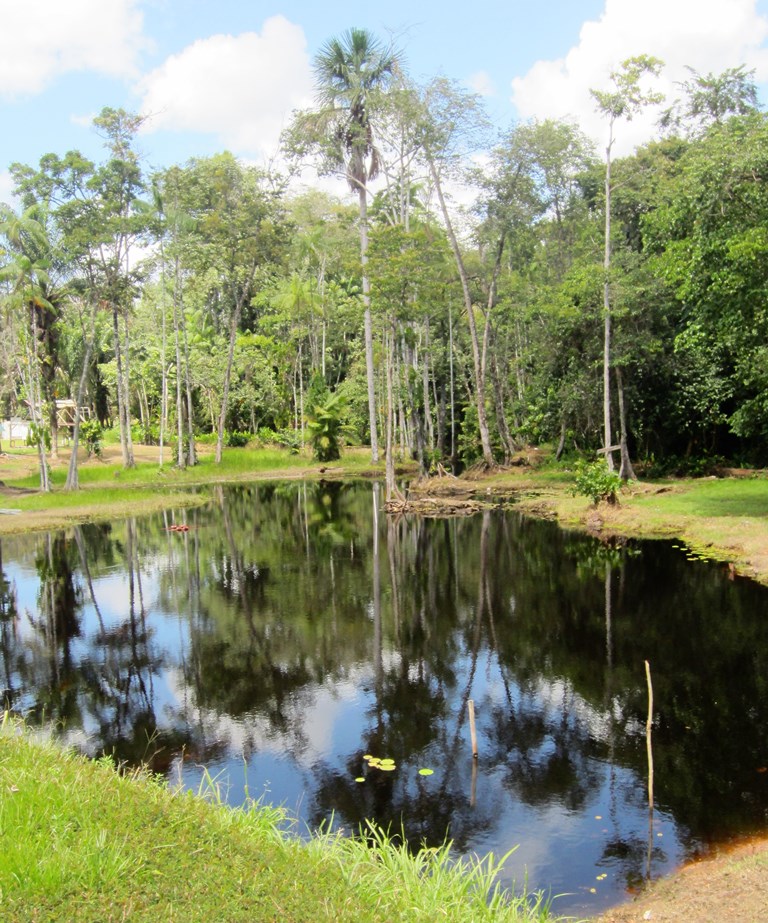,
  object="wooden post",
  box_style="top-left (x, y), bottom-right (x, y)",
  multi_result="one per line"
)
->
top-left (468, 699), bottom-right (478, 759)
top-left (645, 660), bottom-right (654, 810)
